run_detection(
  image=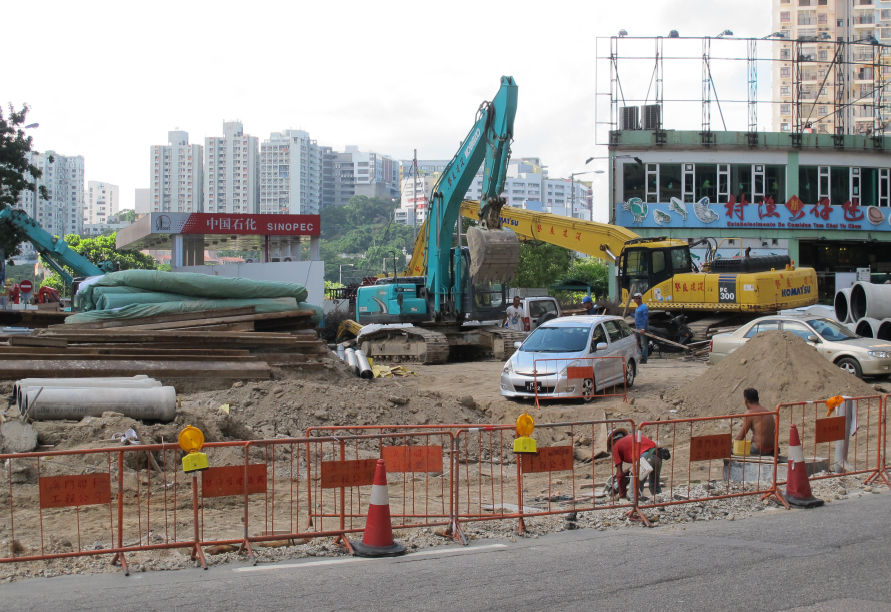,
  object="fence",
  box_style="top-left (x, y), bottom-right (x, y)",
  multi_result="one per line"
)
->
top-left (2, 396), bottom-right (891, 574)
top-left (450, 419), bottom-right (649, 540)
top-left (634, 411), bottom-right (786, 516)
top-left (532, 356), bottom-right (628, 407)
top-left (775, 395), bottom-right (888, 489)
